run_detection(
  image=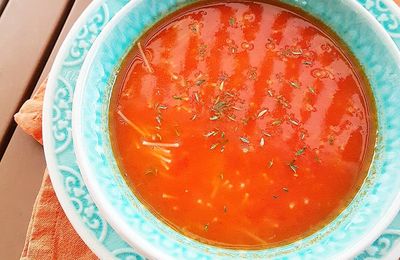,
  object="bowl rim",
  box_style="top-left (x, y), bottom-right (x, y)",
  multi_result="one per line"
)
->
top-left (331, 2), bottom-right (400, 258)
top-left (72, 0), bottom-right (400, 259)
top-left (73, 2), bottom-right (162, 259)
